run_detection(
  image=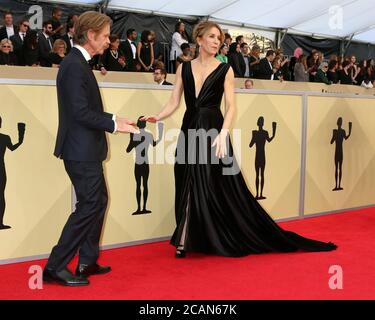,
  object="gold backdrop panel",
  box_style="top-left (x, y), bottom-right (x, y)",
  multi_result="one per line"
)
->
top-left (304, 96), bottom-right (375, 215)
top-left (0, 85), bottom-right (71, 261)
top-left (234, 94), bottom-right (302, 220)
